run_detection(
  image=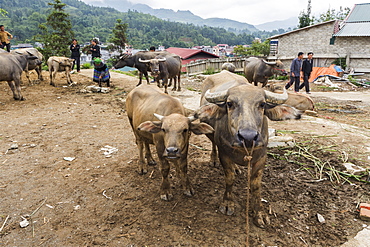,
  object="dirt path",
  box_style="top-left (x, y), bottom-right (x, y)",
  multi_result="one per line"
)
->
top-left (0, 70), bottom-right (369, 246)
